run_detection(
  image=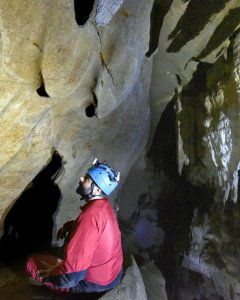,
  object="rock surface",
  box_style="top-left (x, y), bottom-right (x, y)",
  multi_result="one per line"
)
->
top-left (119, 0), bottom-right (240, 299)
top-left (140, 260), bottom-right (168, 300)
top-left (2, 0), bottom-right (240, 299)
top-left (0, 0), bottom-right (153, 234)
top-left (101, 255), bottom-right (147, 300)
